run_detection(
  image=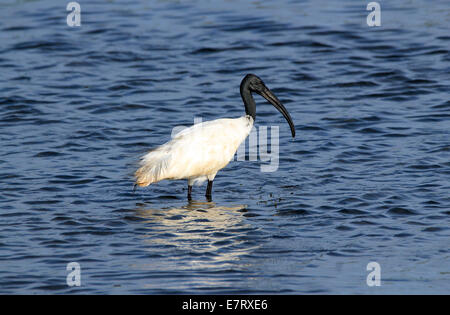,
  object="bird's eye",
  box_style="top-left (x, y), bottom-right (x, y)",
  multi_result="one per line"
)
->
top-left (251, 81), bottom-right (263, 91)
